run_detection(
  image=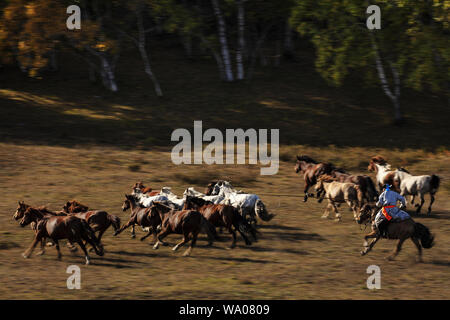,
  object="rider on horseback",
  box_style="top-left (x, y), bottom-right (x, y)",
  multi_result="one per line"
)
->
top-left (374, 184), bottom-right (410, 237)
